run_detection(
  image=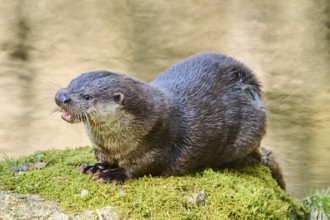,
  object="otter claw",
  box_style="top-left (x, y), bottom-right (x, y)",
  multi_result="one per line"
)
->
top-left (80, 163), bottom-right (106, 175)
top-left (80, 164), bottom-right (90, 174)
